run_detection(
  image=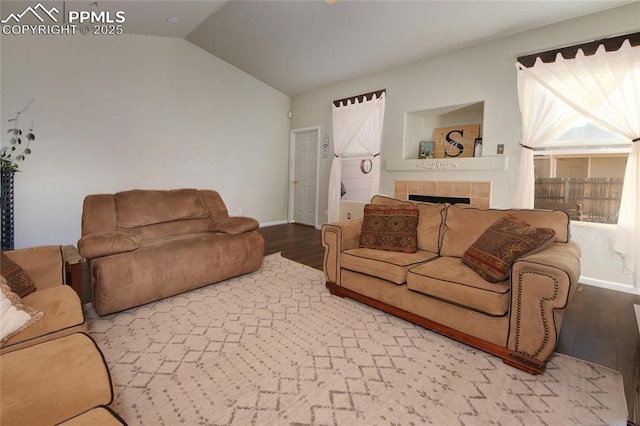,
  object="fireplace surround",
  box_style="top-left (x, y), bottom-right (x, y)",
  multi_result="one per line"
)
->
top-left (394, 180), bottom-right (491, 208)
